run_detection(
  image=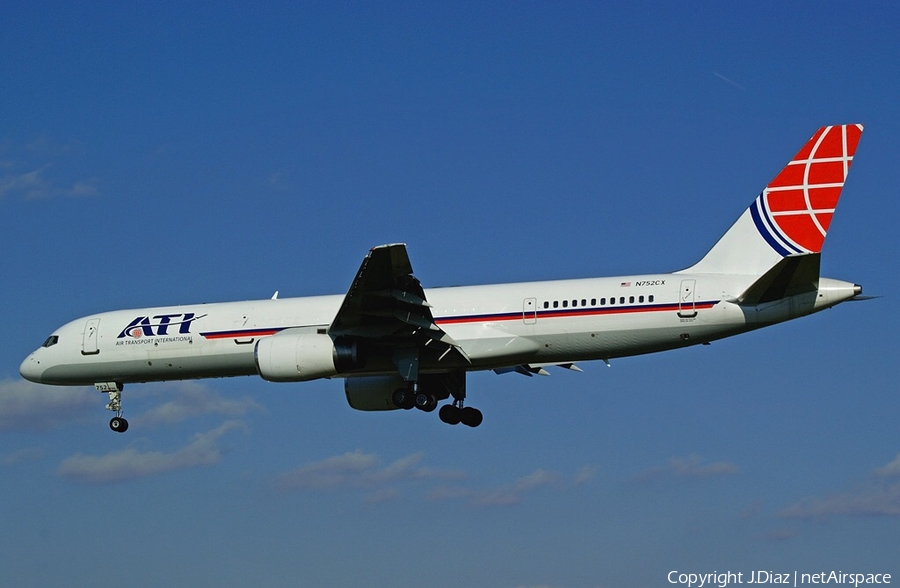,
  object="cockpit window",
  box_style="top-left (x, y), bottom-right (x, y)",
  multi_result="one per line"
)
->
top-left (42, 335), bottom-right (59, 348)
